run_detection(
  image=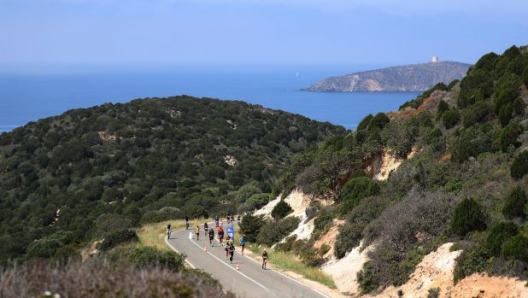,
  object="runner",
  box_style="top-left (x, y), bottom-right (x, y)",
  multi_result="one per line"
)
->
top-left (214, 215), bottom-right (219, 227)
top-left (239, 235), bottom-right (246, 256)
top-left (217, 226), bottom-right (224, 246)
top-left (224, 236), bottom-right (233, 258)
top-left (204, 222), bottom-right (209, 235)
top-left (185, 216), bottom-right (189, 230)
top-left (262, 250), bottom-right (268, 270)
top-left (208, 227), bottom-right (215, 247)
top-left (166, 223), bottom-right (172, 239)
top-left (228, 243), bottom-right (236, 263)
top-left (194, 224), bottom-right (200, 240)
